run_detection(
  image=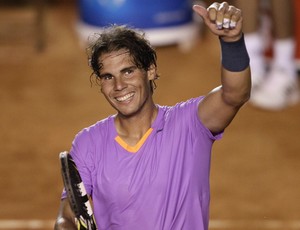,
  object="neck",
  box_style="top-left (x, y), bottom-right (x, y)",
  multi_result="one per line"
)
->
top-left (115, 103), bottom-right (158, 140)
